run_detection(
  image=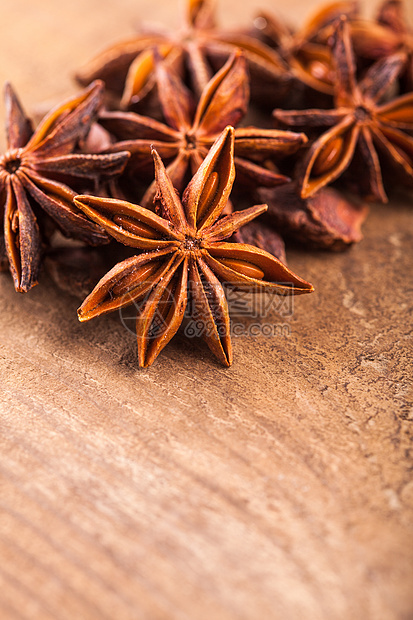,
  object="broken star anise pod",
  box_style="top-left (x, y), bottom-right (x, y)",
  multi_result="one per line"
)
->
top-left (232, 219), bottom-right (287, 264)
top-left (273, 18), bottom-right (413, 201)
top-left (258, 183), bottom-right (369, 251)
top-left (0, 81), bottom-right (129, 292)
top-left (99, 51), bottom-right (307, 207)
top-left (75, 0), bottom-right (290, 112)
top-left (252, 0), bottom-right (359, 97)
top-left (74, 126), bottom-right (314, 368)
